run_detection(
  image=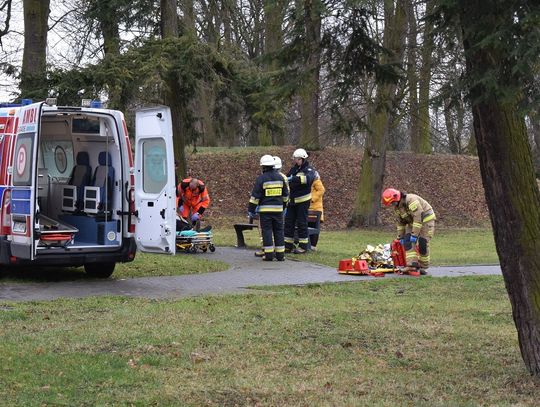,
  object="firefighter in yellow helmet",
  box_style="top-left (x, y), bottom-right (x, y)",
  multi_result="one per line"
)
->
top-left (381, 188), bottom-right (436, 274)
